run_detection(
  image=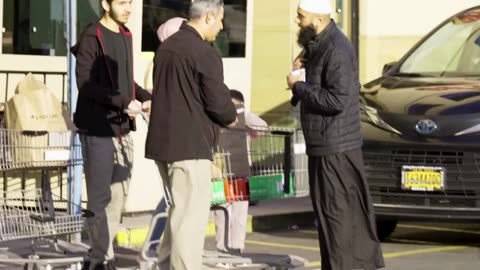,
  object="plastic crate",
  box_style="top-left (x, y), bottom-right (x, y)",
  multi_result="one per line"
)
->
top-left (224, 177), bottom-right (249, 202)
top-left (248, 173), bottom-right (294, 201)
top-left (211, 179), bottom-right (226, 204)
